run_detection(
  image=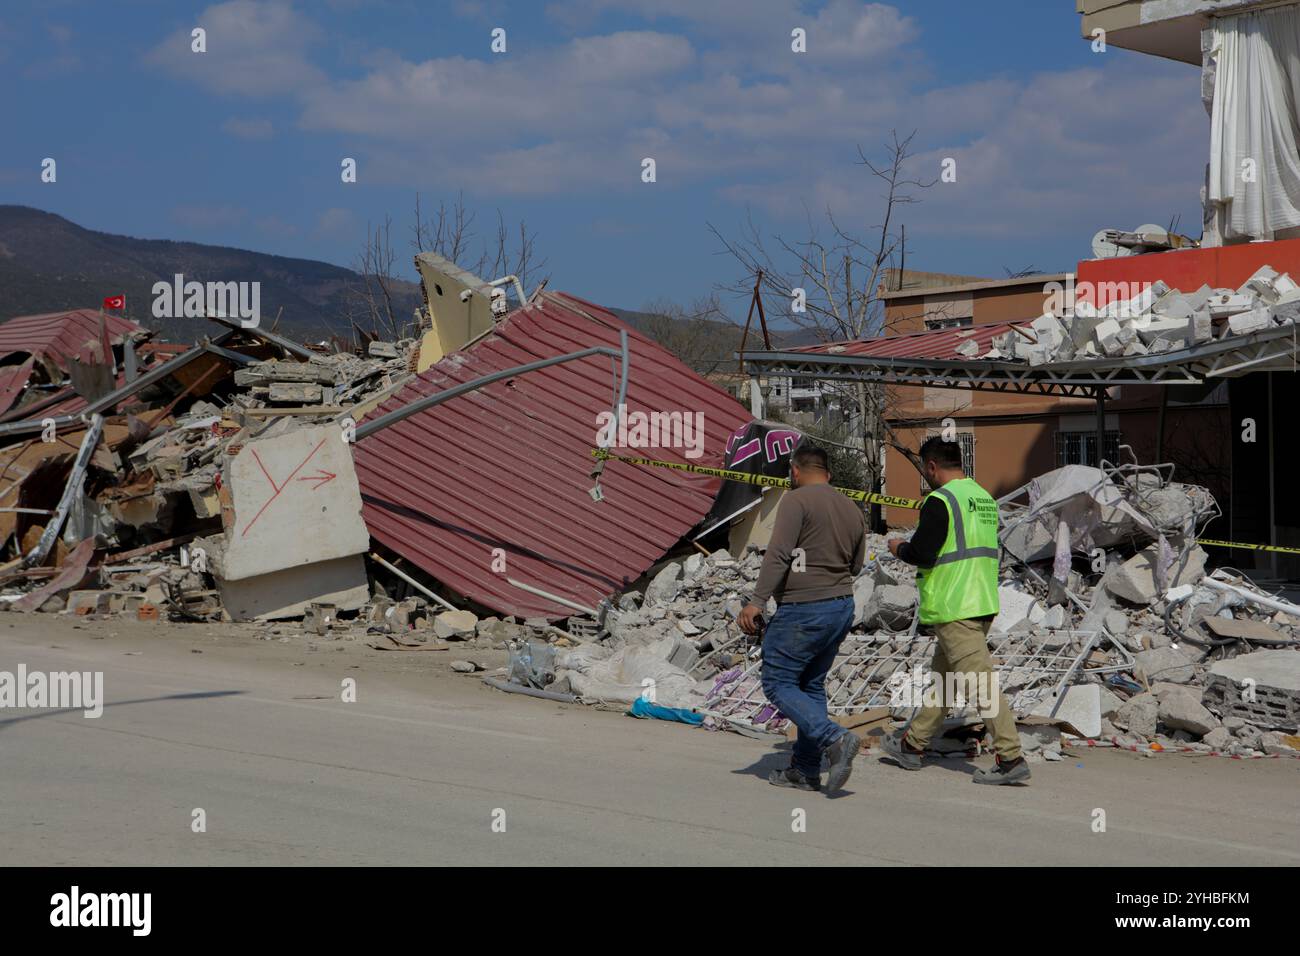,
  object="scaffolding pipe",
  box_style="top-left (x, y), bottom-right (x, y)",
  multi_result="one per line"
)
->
top-left (354, 334), bottom-right (629, 441)
top-left (368, 551), bottom-right (457, 612)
